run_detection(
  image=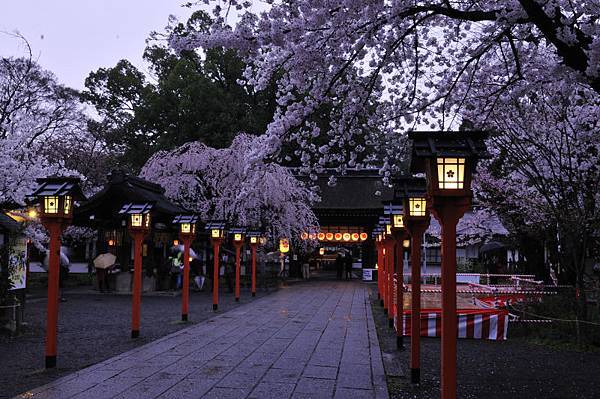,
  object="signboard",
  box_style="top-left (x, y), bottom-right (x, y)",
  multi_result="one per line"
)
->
top-left (362, 269), bottom-right (373, 281)
top-left (9, 237), bottom-right (28, 290)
